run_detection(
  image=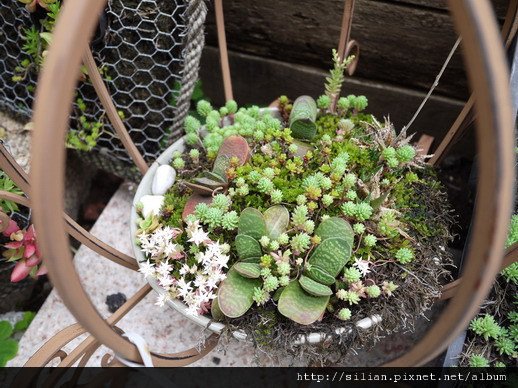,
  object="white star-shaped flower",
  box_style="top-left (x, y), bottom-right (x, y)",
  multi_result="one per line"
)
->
top-left (353, 258), bottom-right (371, 276)
top-left (158, 274), bottom-right (174, 289)
top-left (138, 260), bottom-right (156, 278)
top-left (156, 260), bottom-right (173, 277)
top-left (155, 292), bottom-right (170, 307)
top-left (206, 241), bottom-right (224, 256)
top-left (177, 277), bottom-right (193, 298)
top-left (188, 227), bottom-right (209, 246)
